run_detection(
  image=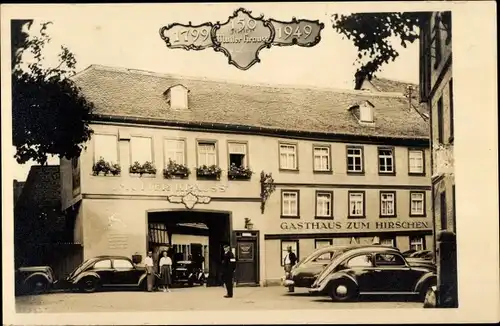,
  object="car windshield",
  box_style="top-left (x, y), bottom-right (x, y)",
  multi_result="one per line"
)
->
top-left (69, 259), bottom-right (95, 278)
